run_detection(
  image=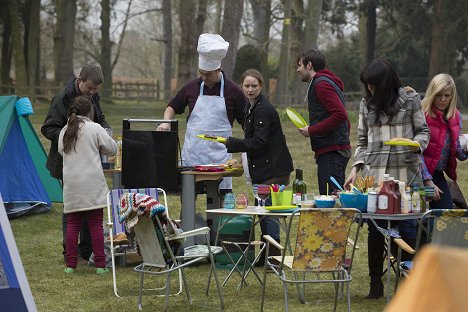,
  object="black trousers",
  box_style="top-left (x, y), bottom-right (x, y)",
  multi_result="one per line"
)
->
top-left (316, 151), bottom-right (349, 195)
top-left (367, 219), bottom-right (417, 278)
